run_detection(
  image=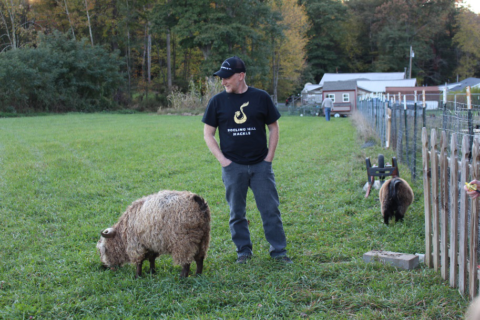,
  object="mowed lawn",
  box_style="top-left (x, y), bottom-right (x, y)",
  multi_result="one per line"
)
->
top-left (0, 114), bottom-right (469, 319)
